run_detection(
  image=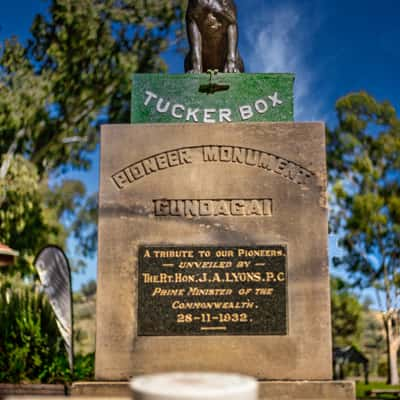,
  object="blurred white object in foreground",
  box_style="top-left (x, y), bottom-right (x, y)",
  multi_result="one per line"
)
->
top-left (130, 373), bottom-right (258, 400)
